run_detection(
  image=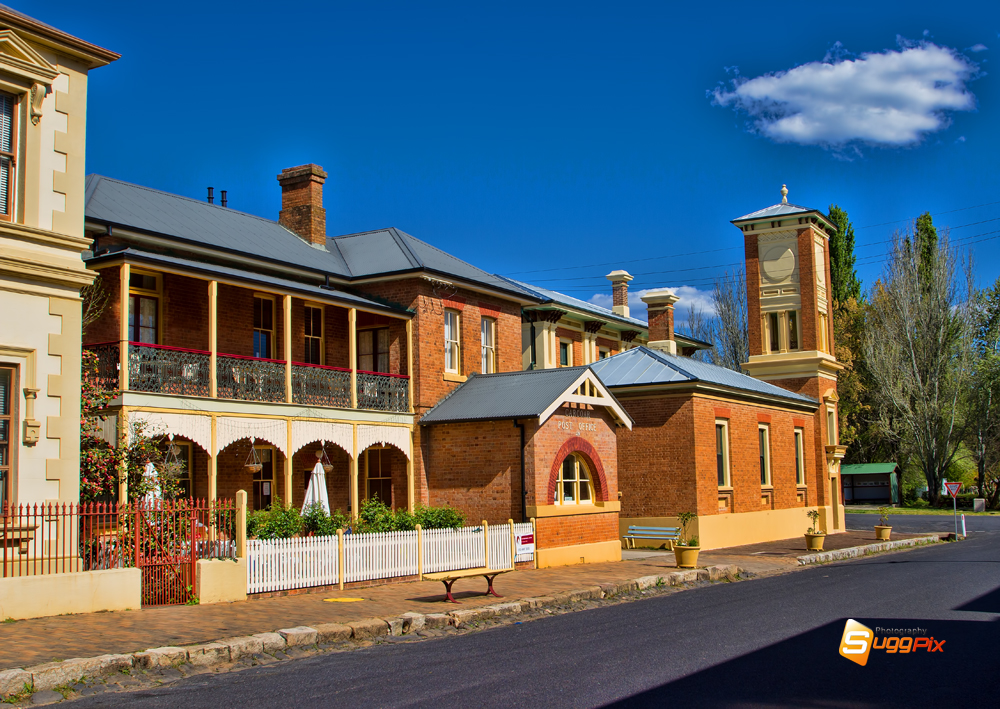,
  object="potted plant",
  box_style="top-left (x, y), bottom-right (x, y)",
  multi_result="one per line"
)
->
top-left (804, 509), bottom-right (825, 551)
top-left (673, 511), bottom-right (701, 569)
top-left (874, 506), bottom-right (892, 541)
